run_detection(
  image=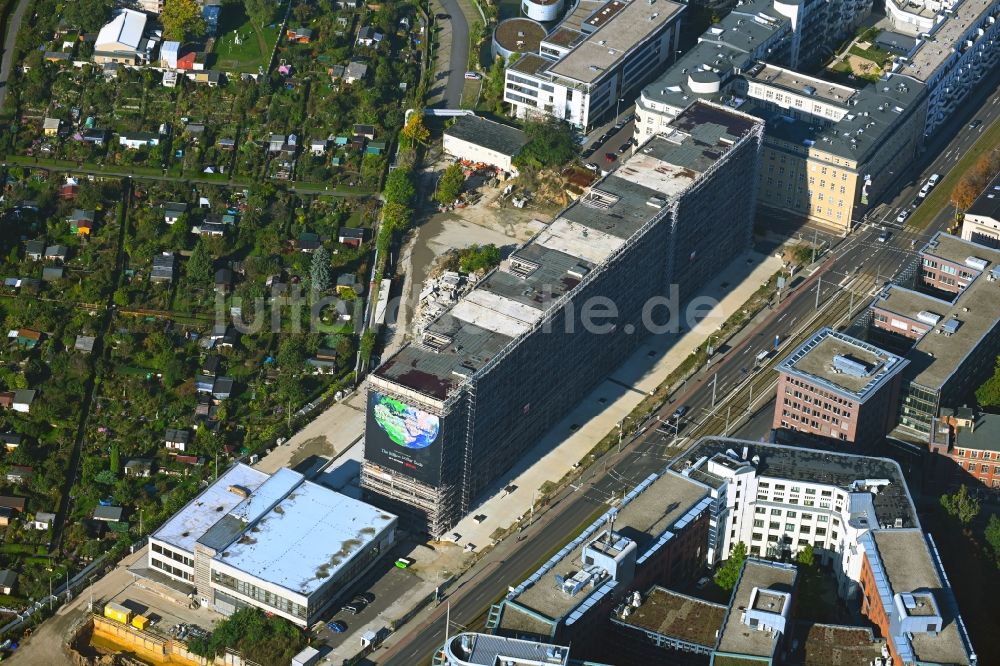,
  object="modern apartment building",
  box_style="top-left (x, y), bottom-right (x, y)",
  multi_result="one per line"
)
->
top-left (858, 529), bottom-right (975, 666)
top-left (886, 0), bottom-right (1000, 135)
top-left (743, 66), bottom-right (926, 233)
top-left (633, 0), bottom-right (925, 233)
top-left (868, 233), bottom-right (1000, 439)
top-left (148, 464), bottom-right (396, 627)
top-left (633, 0), bottom-right (875, 134)
top-left (498, 437), bottom-right (976, 665)
top-left (434, 633), bottom-right (574, 666)
top-left (670, 438), bottom-right (977, 666)
top-left (613, 587), bottom-right (888, 666)
top-left (504, 0), bottom-right (685, 130)
top-left (961, 172), bottom-right (1000, 249)
top-left (362, 102), bottom-right (764, 535)
top-left (489, 464), bottom-right (712, 653)
top-left (773, 327), bottom-right (908, 445)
